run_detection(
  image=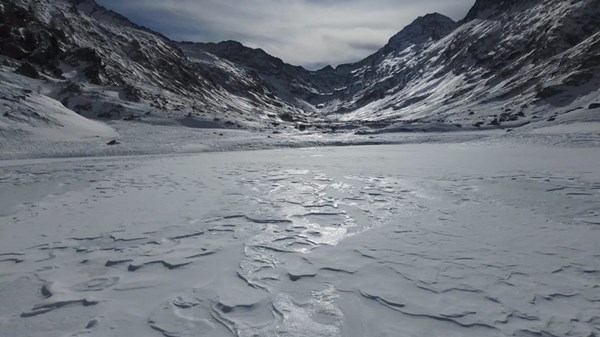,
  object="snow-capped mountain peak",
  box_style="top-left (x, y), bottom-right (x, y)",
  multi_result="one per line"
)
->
top-left (385, 13), bottom-right (457, 50)
top-left (1, 0), bottom-right (598, 136)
